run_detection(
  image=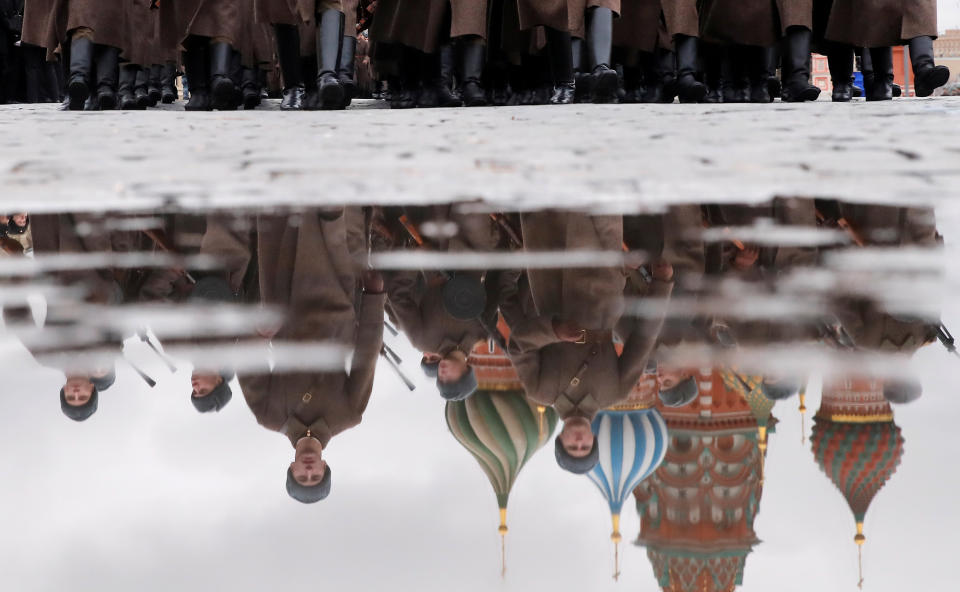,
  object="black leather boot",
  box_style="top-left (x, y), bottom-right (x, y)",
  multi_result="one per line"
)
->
top-left (135, 68), bottom-right (150, 107)
top-left (587, 7), bottom-right (617, 103)
top-left (147, 64), bottom-right (162, 105)
top-left (571, 38), bottom-right (590, 102)
top-left (828, 44), bottom-right (854, 102)
top-left (622, 61), bottom-right (643, 103)
top-left (241, 67), bottom-right (261, 109)
top-left (118, 65), bottom-right (141, 110)
top-left (67, 37), bottom-right (94, 110)
top-left (460, 39), bottom-right (488, 107)
top-left (750, 46), bottom-right (775, 103)
top-left (339, 35), bottom-right (357, 107)
top-left (210, 42), bottom-right (236, 110)
top-left (866, 46), bottom-right (893, 101)
top-left (316, 9), bottom-right (345, 110)
top-left (702, 43), bottom-right (723, 103)
top-left (94, 45), bottom-right (120, 109)
top-left (909, 36), bottom-right (949, 97)
top-left (184, 40), bottom-right (212, 111)
top-left (546, 27), bottom-right (575, 104)
top-left (674, 35), bottom-right (707, 103)
top-left (721, 48), bottom-right (749, 103)
top-left (781, 26), bottom-right (820, 102)
top-left (161, 61), bottom-right (178, 103)
top-left (656, 48), bottom-right (677, 103)
top-left (419, 44), bottom-right (461, 107)
top-left (274, 24), bottom-right (304, 110)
